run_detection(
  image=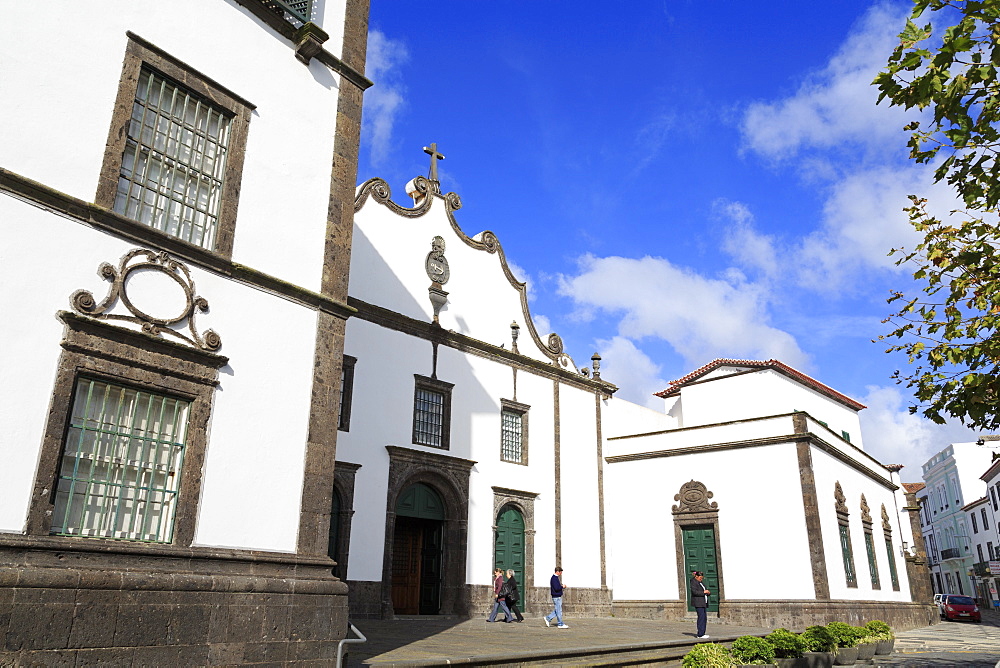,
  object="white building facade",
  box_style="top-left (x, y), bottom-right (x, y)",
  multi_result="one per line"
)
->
top-left (1, 0), bottom-right (370, 662)
top-left (335, 169), bottom-right (937, 630)
top-left (921, 443), bottom-right (996, 599)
